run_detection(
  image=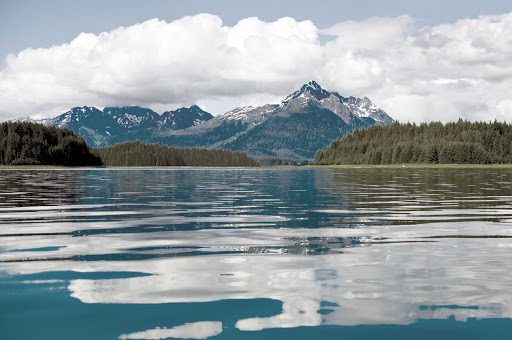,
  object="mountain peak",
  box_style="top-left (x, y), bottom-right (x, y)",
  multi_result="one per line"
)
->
top-left (67, 106), bottom-right (102, 116)
top-left (70, 106), bottom-right (93, 111)
top-left (160, 105), bottom-right (213, 129)
top-left (362, 96), bottom-right (373, 105)
top-left (282, 80), bottom-right (331, 104)
top-left (302, 80), bottom-right (322, 91)
top-left (170, 105), bottom-right (204, 113)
